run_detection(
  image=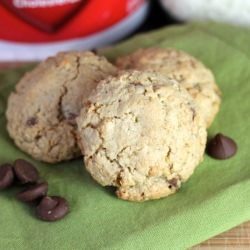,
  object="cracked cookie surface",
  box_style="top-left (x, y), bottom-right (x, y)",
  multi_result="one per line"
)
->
top-left (116, 48), bottom-right (221, 128)
top-left (6, 51), bottom-right (117, 163)
top-left (76, 70), bottom-right (207, 201)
